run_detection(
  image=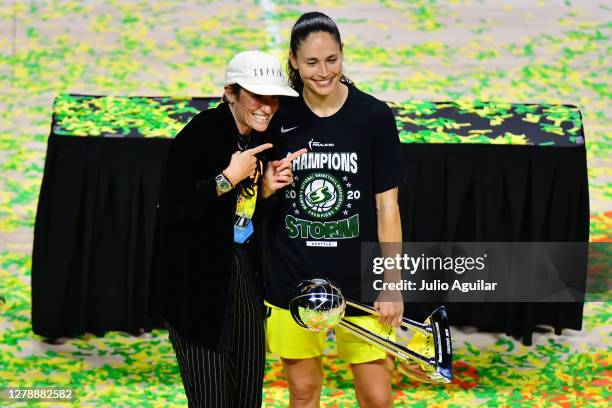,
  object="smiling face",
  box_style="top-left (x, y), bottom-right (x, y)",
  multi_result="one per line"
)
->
top-left (225, 86), bottom-right (279, 134)
top-left (290, 31), bottom-right (343, 98)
